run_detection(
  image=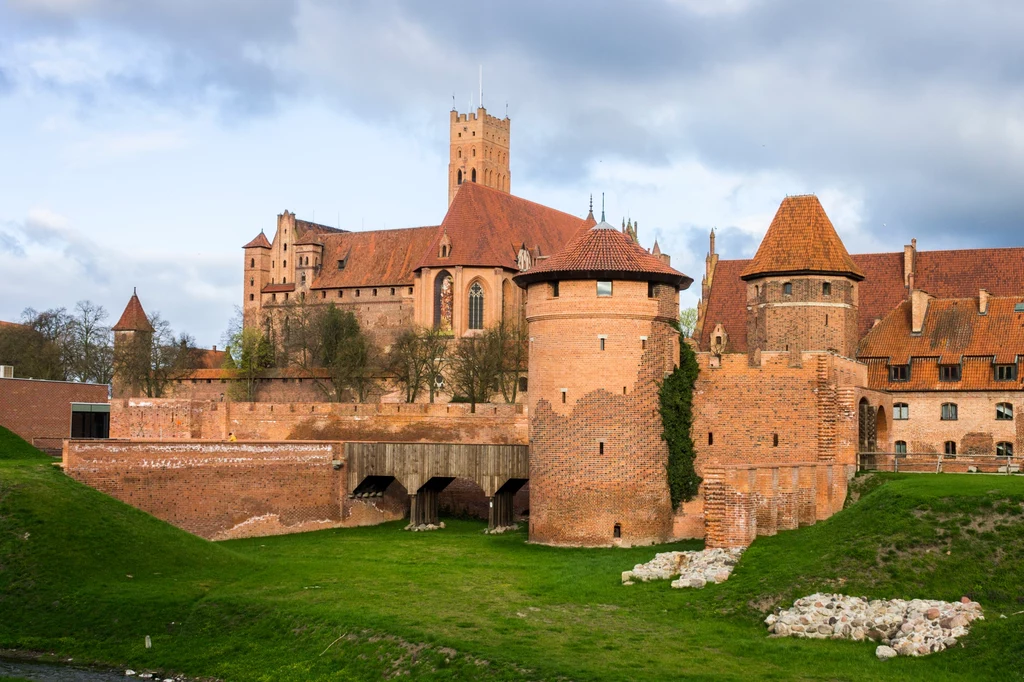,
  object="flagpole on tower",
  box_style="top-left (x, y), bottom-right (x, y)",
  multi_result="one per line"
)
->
top-left (479, 65), bottom-right (483, 108)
